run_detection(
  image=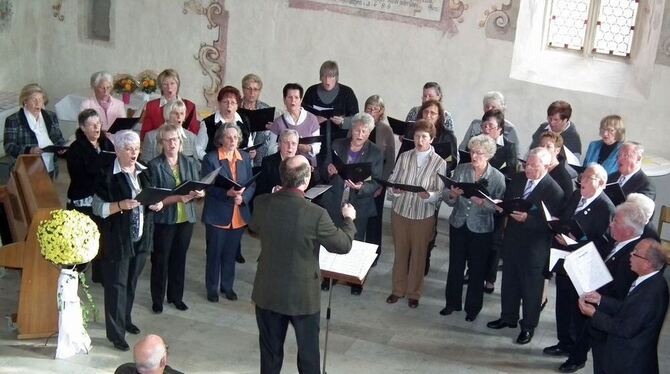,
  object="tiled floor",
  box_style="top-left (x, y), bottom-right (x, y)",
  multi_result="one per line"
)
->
top-left (0, 163), bottom-right (668, 373)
